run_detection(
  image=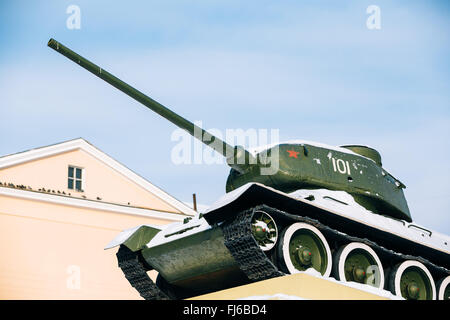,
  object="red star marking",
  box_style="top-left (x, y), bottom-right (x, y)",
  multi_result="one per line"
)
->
top-left (287, 150), bottom-right (300, 158)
